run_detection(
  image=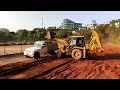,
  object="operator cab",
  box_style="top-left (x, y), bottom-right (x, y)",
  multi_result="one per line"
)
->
top-left (76, 37), bottom-right (85, 47)
top-left (70, 36), bottom-right (85, 47)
